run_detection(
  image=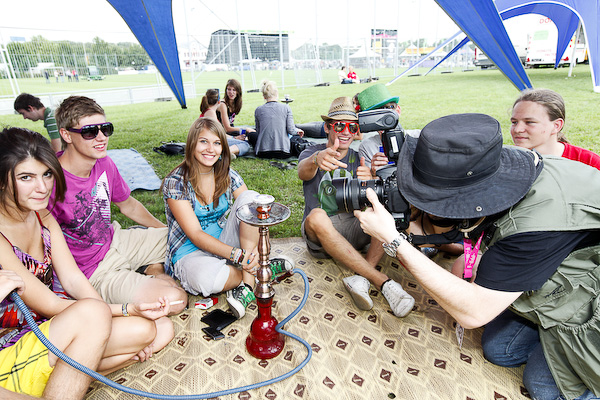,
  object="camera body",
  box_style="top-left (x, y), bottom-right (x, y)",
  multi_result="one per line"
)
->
top-left (357, 108), bottom-right (405, 162)
top-left (333, 109), bottom-right (410, 230)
